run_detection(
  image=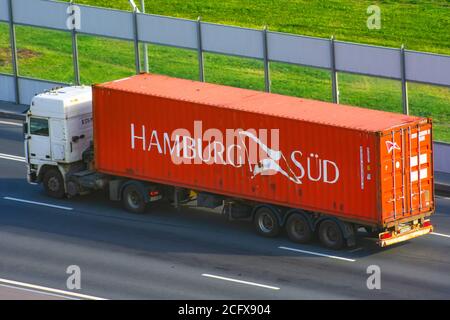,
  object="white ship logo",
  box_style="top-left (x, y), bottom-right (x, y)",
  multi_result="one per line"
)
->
top-left (386, 141), bottom-right (400, 153)
top-left (238, 131), bottom-right (303, 184)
